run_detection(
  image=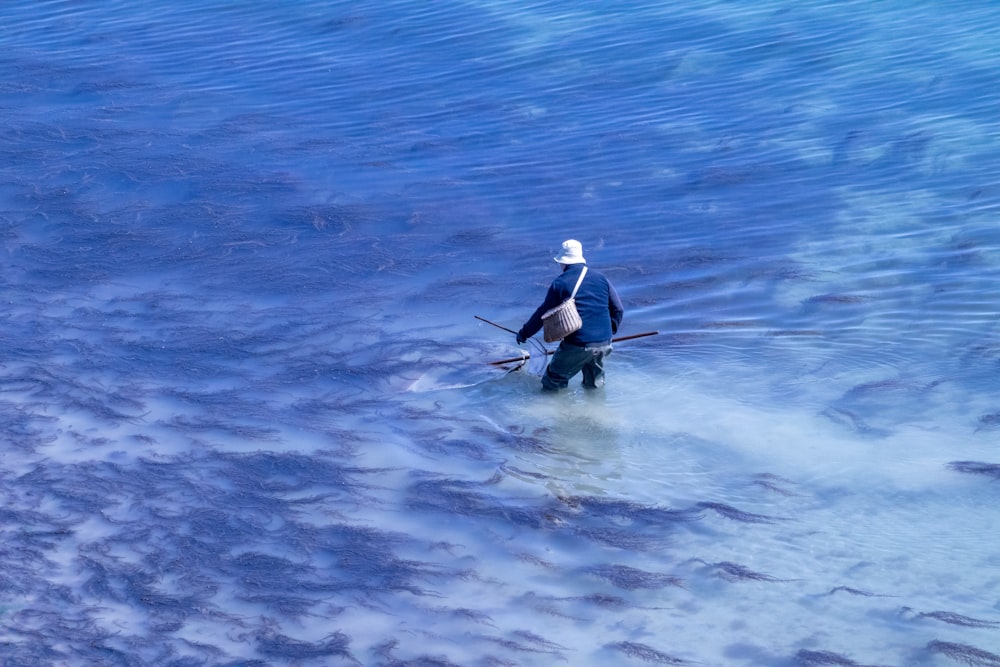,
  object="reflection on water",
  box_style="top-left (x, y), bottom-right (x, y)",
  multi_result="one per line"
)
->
top-left (2, 0), bottom-right (1000, 664)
